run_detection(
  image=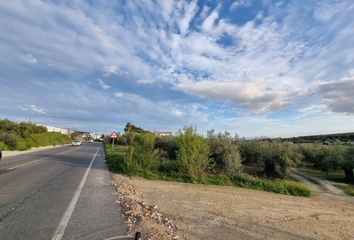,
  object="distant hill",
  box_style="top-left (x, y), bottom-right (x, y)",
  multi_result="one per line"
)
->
top-left (285, 132), bottom-right (354, 143)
